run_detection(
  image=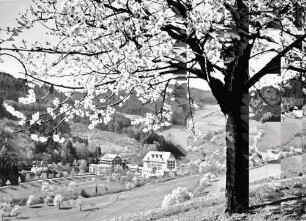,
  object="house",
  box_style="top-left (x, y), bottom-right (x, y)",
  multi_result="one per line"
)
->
top-left (89, 154), bottom-right (123, 175)
top-left (89, 164), bottom-right (113, 175)
top-left (142, 151), bottom-right (177, 177)
top-left (100, 154), bottom-right (123, 166)
top-left (31, 161), bottom-right (48, 174)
